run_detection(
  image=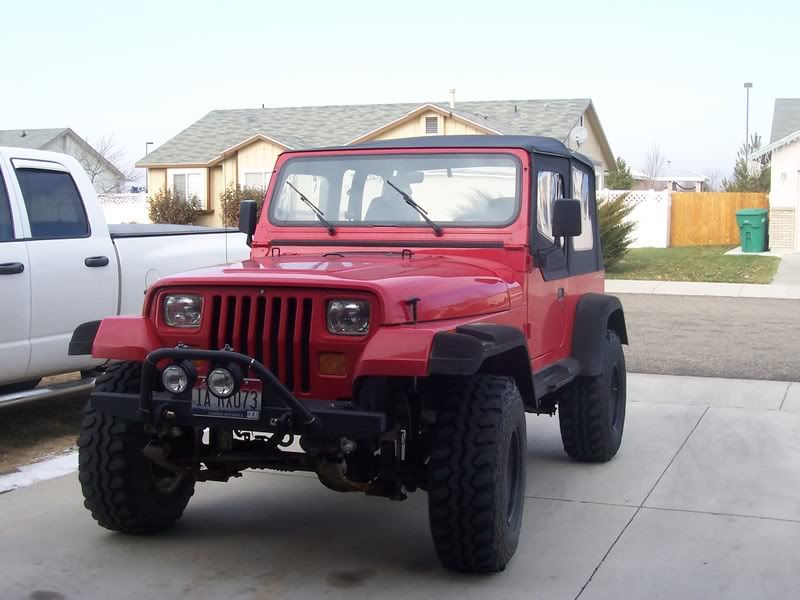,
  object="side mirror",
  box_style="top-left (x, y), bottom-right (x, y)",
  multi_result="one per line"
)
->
top-left (239, 200), bottom-right (258, 246)
top-left (552, 198), bottom-right (582, 238)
